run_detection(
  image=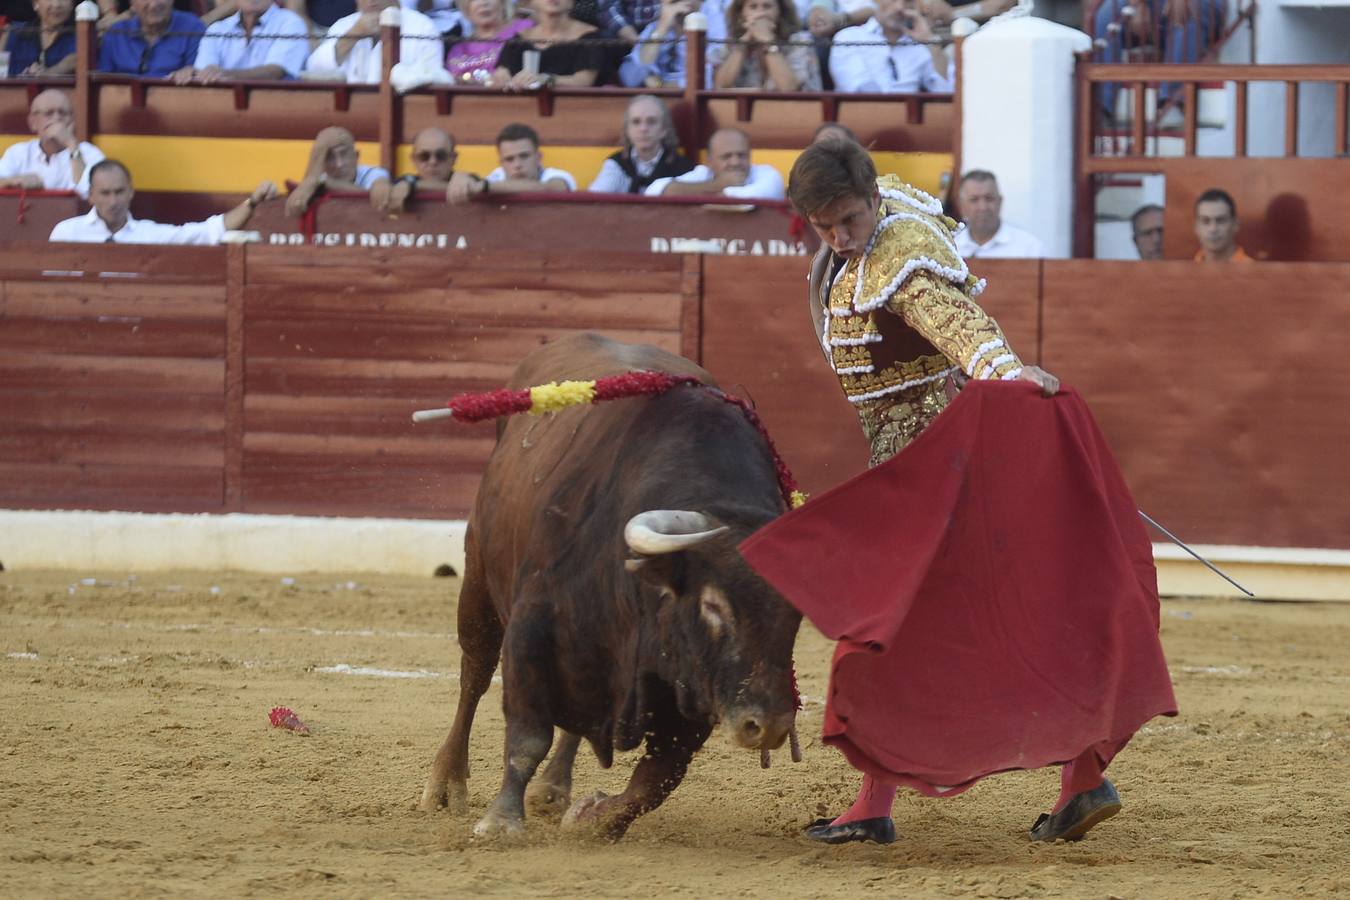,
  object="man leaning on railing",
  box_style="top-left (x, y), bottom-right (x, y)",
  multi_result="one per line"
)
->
top-left (171, 0), bottom-right (309, 84)
top-left (829, 0), bottom-right (949, 93)
top-left (305, 0), bottom-right (441, 83)
top-left (97, 0), bottom-right (204, 75)
top-left (49, 158), bottom-right (275, 243)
